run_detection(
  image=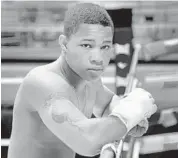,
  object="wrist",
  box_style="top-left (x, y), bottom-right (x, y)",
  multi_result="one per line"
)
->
top-left (109, 115), bottom-right (128, 133)
top-left (110, 99), bottom-right (144, 131)
top-left (108, 95), bottom-right (122, 113)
